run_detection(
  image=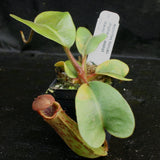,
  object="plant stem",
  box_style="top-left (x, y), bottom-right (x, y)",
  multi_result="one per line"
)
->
top-left (82, 55), bottom-right (87, 76)
top-left (63, 47), bottom-right (88, 84)
top-left (87, 73), bottom-right (97, 81)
